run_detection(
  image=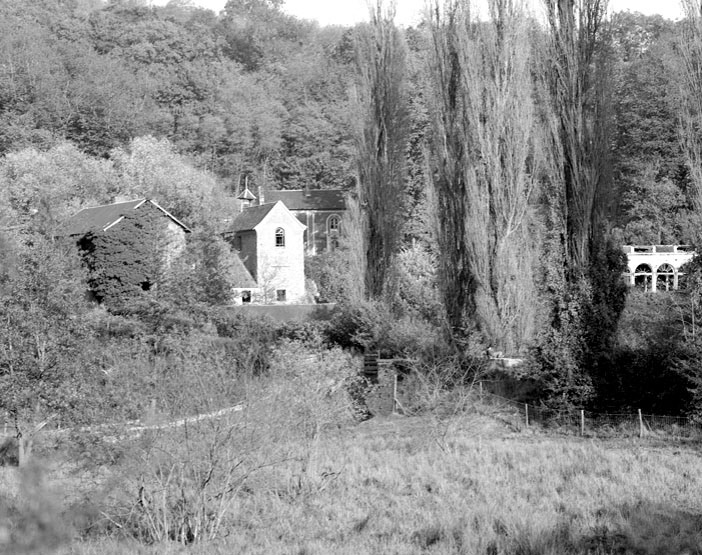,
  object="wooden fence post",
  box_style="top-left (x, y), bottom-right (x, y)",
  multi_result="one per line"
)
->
top-left (580, 410), bottom-right (585, 436)
top-left (638, 409), bottom-right (644, 438)
top-left (392, 373), bottom-right (398, 414)
top-left (525, 404), bottom-right (529, 428)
